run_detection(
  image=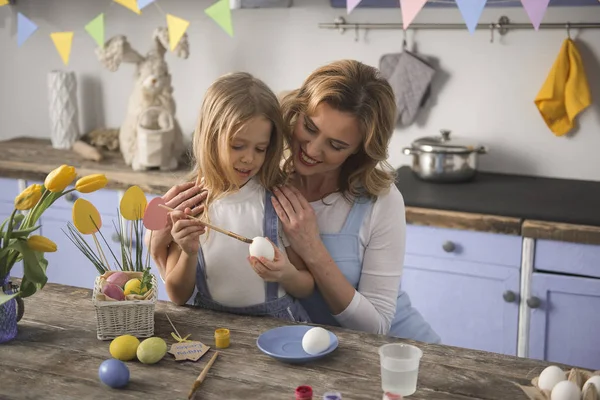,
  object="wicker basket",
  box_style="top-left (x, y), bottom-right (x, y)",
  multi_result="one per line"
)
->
top-left (92, 271), bottom-right (158, 341)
